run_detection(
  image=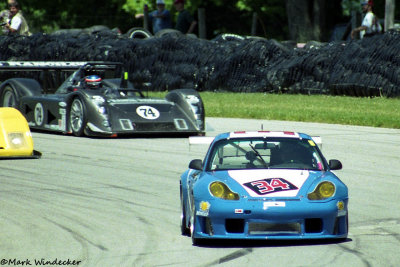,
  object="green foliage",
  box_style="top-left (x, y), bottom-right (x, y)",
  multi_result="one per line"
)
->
top-left (341, 0), bottom-right (362, 16)
top-left (20, 0), bottom-right (133, 33)
top-left (341, 0), bottom-right (392, 20)
top-left (14, 0), bottom-right (289, 39)
top-left (123, 0), bottom-right (174, 14)
top-left (3, 0), bottom-right (395, 41)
